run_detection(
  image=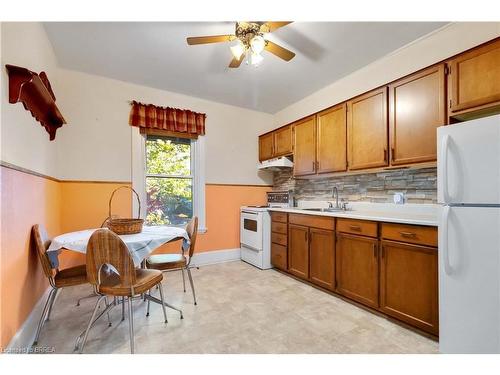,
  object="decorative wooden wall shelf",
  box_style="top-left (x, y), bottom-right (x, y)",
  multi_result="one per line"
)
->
top-left (6, 64), bottom-right (66, 140)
